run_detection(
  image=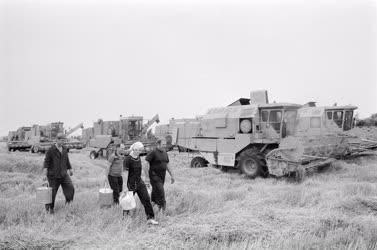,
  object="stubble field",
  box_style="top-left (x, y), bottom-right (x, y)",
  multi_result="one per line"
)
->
top-left (0, 142), bottom-right (377, 249)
